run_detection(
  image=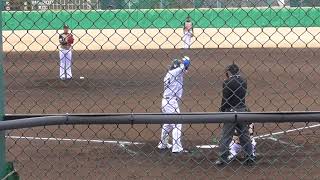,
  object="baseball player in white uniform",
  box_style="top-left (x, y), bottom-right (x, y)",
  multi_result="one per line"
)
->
top-left (157, 56), bottom-right (191, 153)
top-left (277, 0), bottom-right (285, 7)
top-left (228, 123), bottom-right (257, 161)
top-left (183, 17), bottom-right (193, 49)
top-left (59, 25), bottom-right (74, 80)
